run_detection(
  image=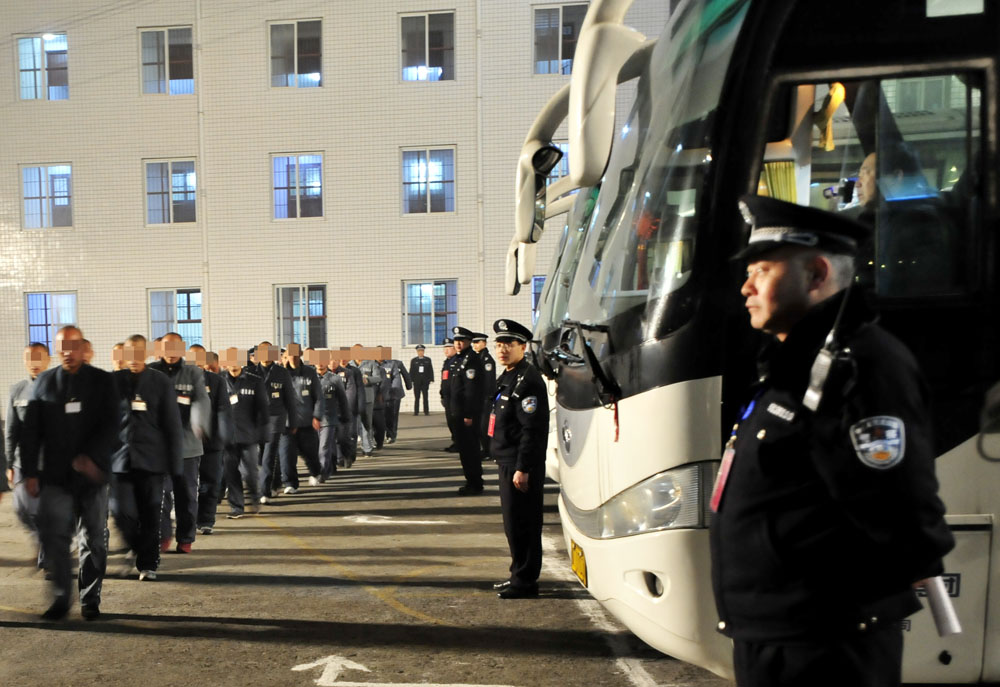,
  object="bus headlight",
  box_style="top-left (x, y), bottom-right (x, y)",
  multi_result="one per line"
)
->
top-left (562, 462), bottom-right (716, 539)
